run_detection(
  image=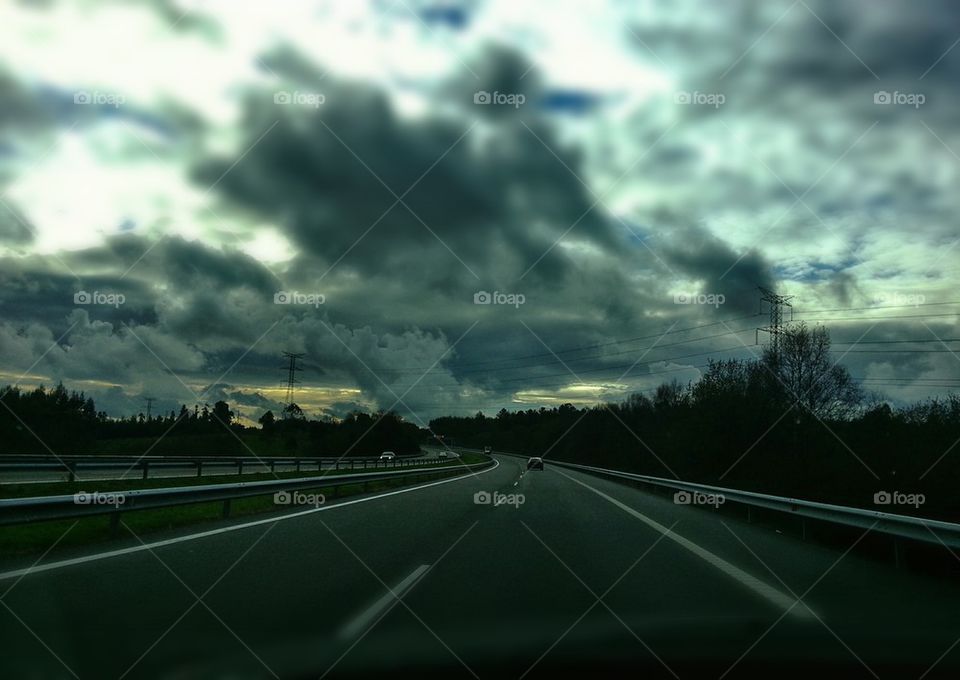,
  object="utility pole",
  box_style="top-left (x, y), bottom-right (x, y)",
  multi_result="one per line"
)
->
top-left (281, 352), bottom-right (305, 412)
top-left (756, 287), bottom-right (794, 361)
top-left (144, 397), bottom-right (156, 420)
